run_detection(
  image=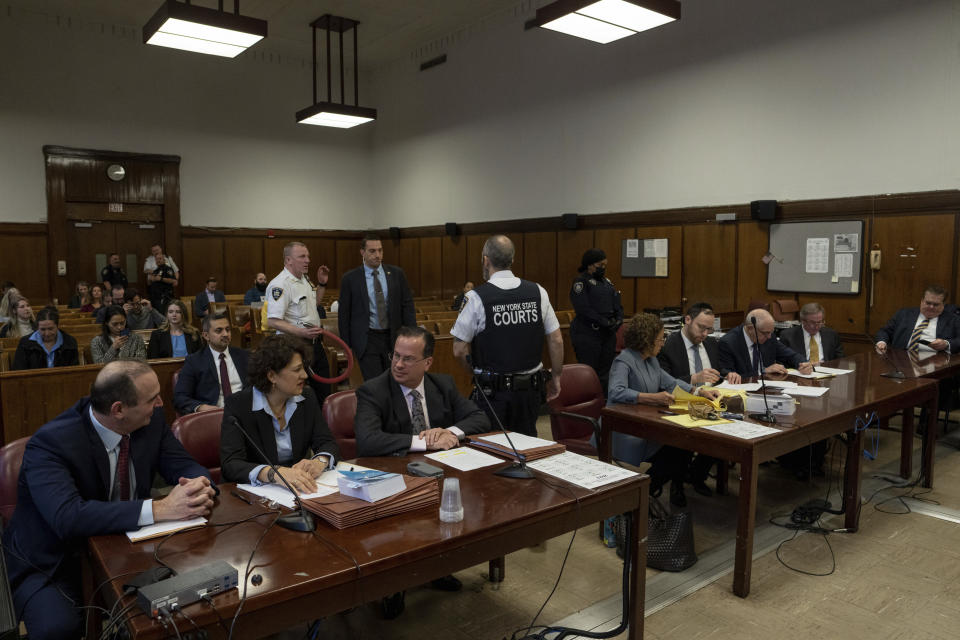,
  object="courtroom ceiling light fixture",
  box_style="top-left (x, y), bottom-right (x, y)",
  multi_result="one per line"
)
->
top-left (296, 15), bottom-right (377, 129)
top-left (143, 0), bottom-right (267, 58)
top-left (529, 0), bottom-right (680, 44)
